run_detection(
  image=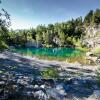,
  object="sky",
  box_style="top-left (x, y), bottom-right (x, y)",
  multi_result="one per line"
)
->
top-left (0, 0), bottom-right (100, 29)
